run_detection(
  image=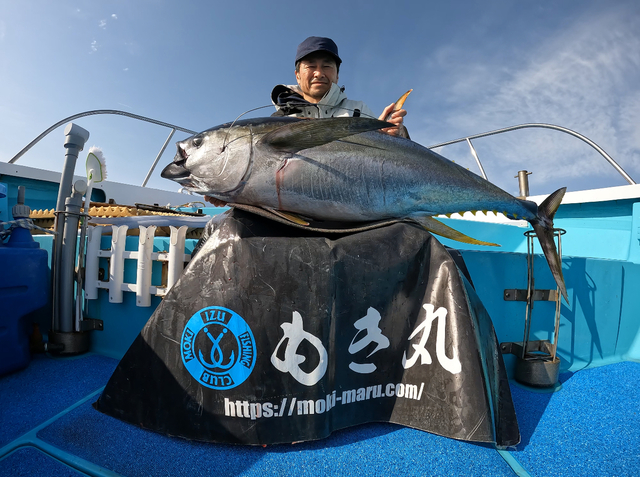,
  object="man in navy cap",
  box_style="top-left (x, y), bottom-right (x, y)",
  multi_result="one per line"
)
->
top-left (271, 36), bottom-right (407, 136)
top-left (206, 37), bottom-right (407, 206)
